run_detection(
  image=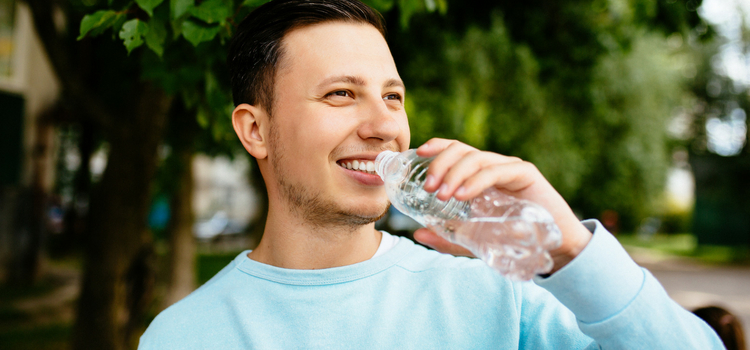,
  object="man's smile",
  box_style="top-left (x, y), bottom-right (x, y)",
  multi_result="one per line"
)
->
top-left (335, 158), bottom-right (383, 186)
top-left (337, 159), bottom-right (377, 175)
